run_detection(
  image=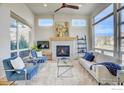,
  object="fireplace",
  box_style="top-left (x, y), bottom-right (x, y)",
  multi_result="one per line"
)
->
top-left (56, 45), bottom-right (70, 57)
